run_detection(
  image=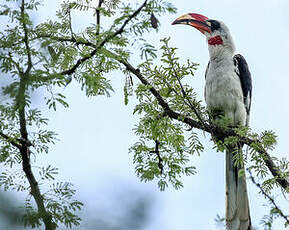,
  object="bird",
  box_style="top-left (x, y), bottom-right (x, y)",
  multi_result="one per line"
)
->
top-left (172, 13), bottom-right (252, 230)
